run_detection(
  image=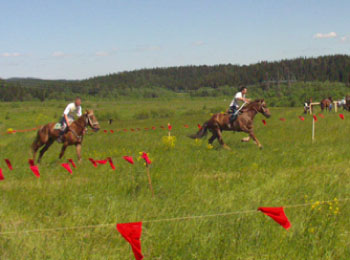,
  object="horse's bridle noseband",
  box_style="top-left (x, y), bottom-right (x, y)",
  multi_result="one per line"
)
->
top-left (85, 114), bottom-right (99, 130)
